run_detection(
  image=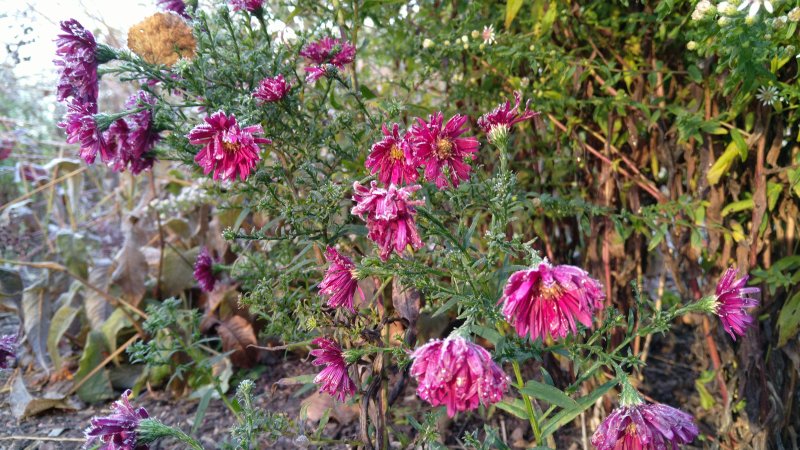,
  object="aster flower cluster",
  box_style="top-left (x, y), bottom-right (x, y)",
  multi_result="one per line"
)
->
top-left (193, 247), bottom-right (218, 292)
top-left (84, 390), bottom-right (150, 450)
top-left (409, 336), bottom-right (508, 417)
top-left (300, 37), bottom-right (357, 83)
top-left (253, 74), bottom-right (291, 103)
